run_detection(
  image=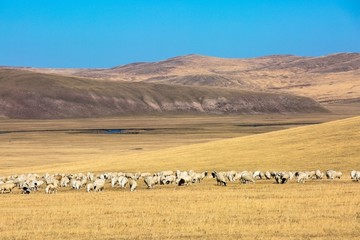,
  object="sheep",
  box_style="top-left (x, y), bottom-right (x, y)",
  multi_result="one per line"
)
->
top-left (326, 170), bottom-right (342, 180)
top-left (175, 170), bottom-right (189, 180)
top-left (177, 175), bottom-right (192, 186)
top-left (45, 184), bottom-right (57, 194)
top-left (252, 171), bottom-right (263, 180)
top-left (158, 170), bottom-right (174, 177)
top-left (144, 176), bottom-right (159, 189)
top-left (315, 170), bottom-right (324, 179)
top-left (129, 180), bottom-right (137, 192)
top-left (118, 176), bottom-right (129, 188)
top-left (275, 172), bottom-right (290, 184)
top-left (305, 171), bottom-right (316, 179)
top-left (111, 176), bottom-right (119, 187)
top-left (240, 174), bottom-right (256, 184)
top-left (71, 180), bottom-right (82, 190)
top-left (350, 170), bottom-right (360, 181)
top-left (264, 171), bottom-right (272, 180)
top-left (233, 171), bottom-right (251, 181)
top-left (0, 183), bottom-right (16, 193)
top-left (162, 175), bottom-right (176, 185)
top-left (87, 172), bottom-right (95, 182)
top-left (22, 186), bottom-right (31, 194)
top-left (86, 183), bottom-right (94, 192)
top-left (225, 171), bottom-right (237, 182)
top-left (191, 171), bottom-right (208, 183)
top-left (211, 171), bottom-right (227, 186)
top-left (94, 179), bottom-right (105, 192)
top-left (295, 172), bottom-right (308, 183)
top-left (60, 177), bottom-right (70, 187)
top-left (80, 178), bottom-right (88, 187)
